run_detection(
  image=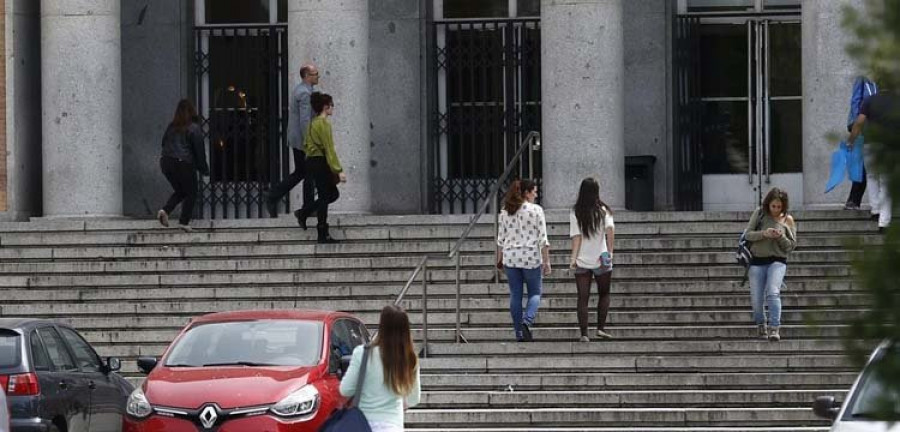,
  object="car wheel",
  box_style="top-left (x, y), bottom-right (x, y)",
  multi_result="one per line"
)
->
top-left (48, 420), bottom-right (64, 432)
